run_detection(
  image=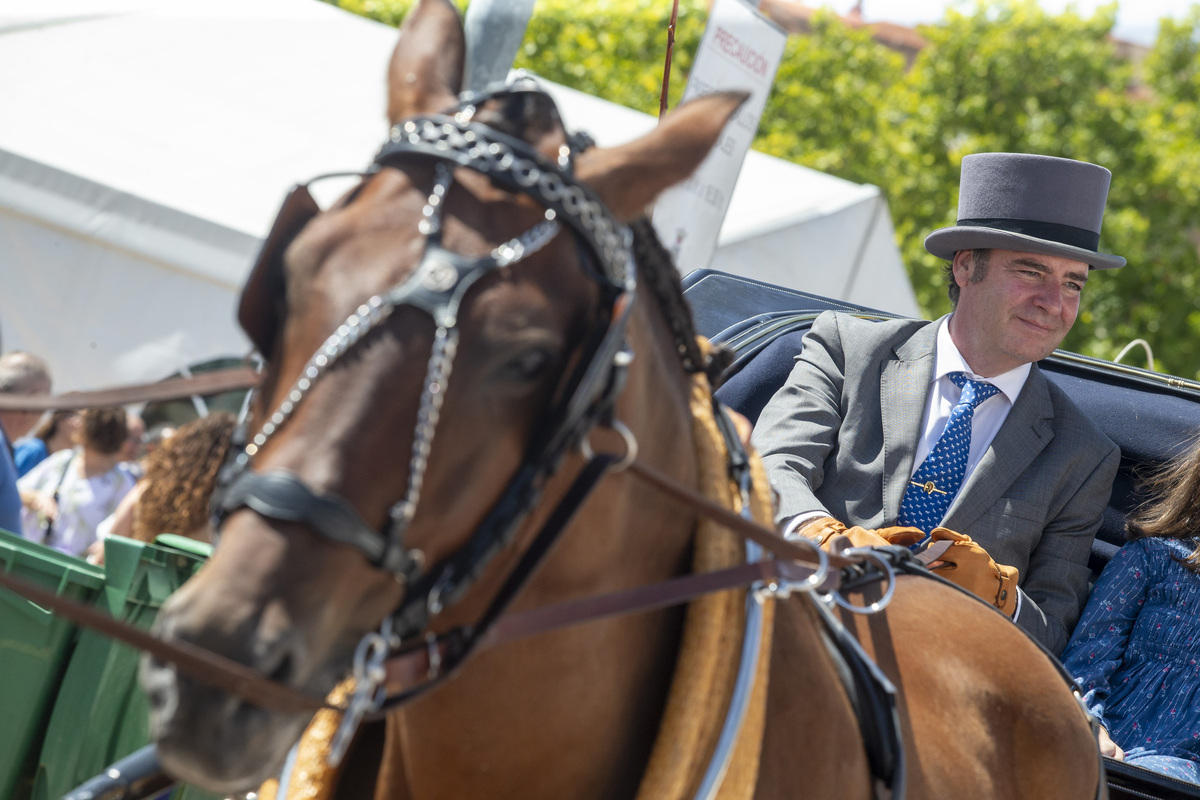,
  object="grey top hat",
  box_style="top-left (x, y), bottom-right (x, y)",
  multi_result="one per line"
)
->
top-left (924, 153), bottom-right (1125, 270)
